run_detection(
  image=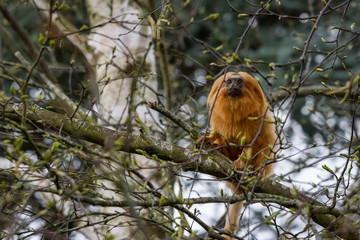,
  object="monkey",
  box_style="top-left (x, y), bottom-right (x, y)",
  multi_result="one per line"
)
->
top-left (196, 72), bottom-right (277, 239)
